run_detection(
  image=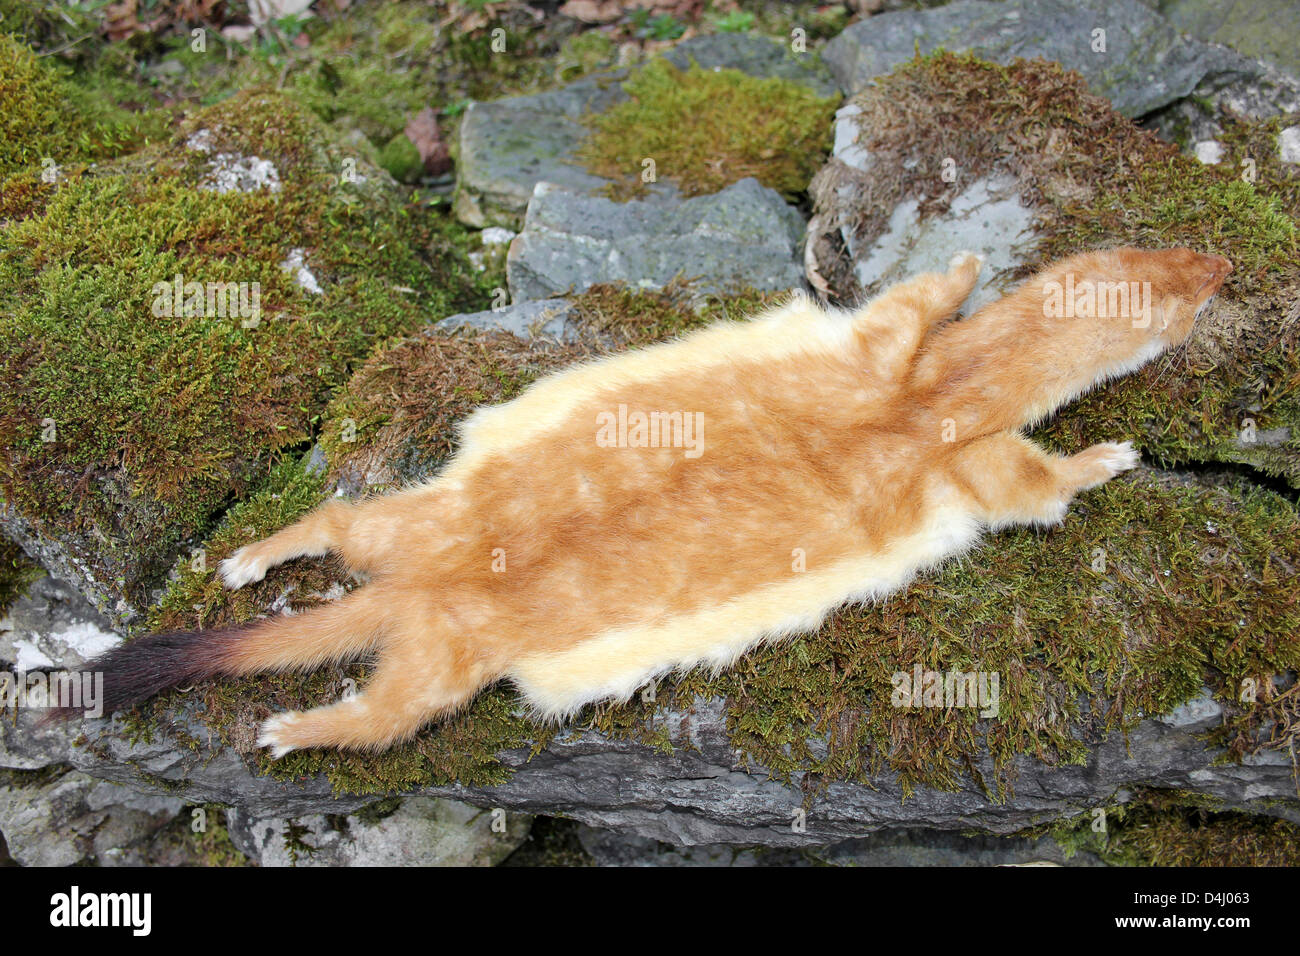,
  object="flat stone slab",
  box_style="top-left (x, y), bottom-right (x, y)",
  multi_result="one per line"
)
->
top-left (454, 33), bottom-right (837, 228)
top-left (226, 798), bottom-right (530, 867)
top-left (4, 690), bottom-right (1295, 847)
top-left (821, 0), bottom-right (1255, 117)
top-left (506, 177), bottom-right (807, 300)
top-left (809, 100), bottom-right (1036, 307)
